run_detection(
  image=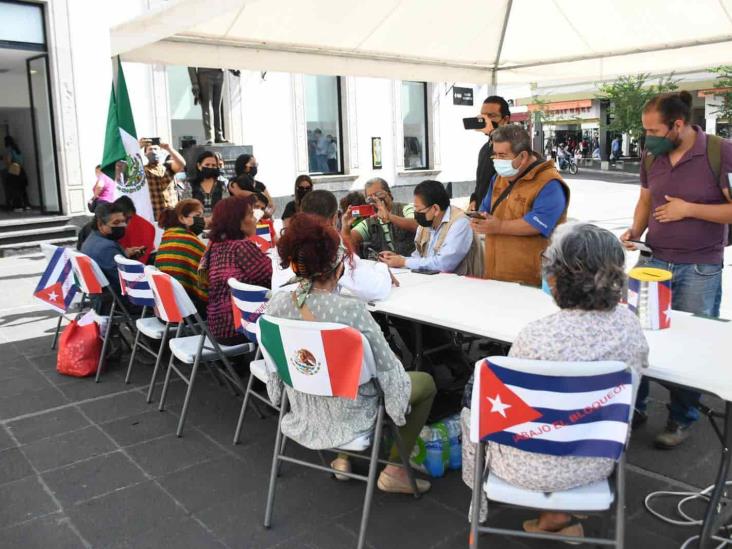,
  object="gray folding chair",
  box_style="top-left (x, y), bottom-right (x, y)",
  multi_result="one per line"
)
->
top-left (228, 278), bottom-right (274, 445)
top-left (258, 314), bottom-right (422, 549)
top-left (468, 356), bottom-right (637, 548)
top-left (146, 267), bottom-right (254, 437)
